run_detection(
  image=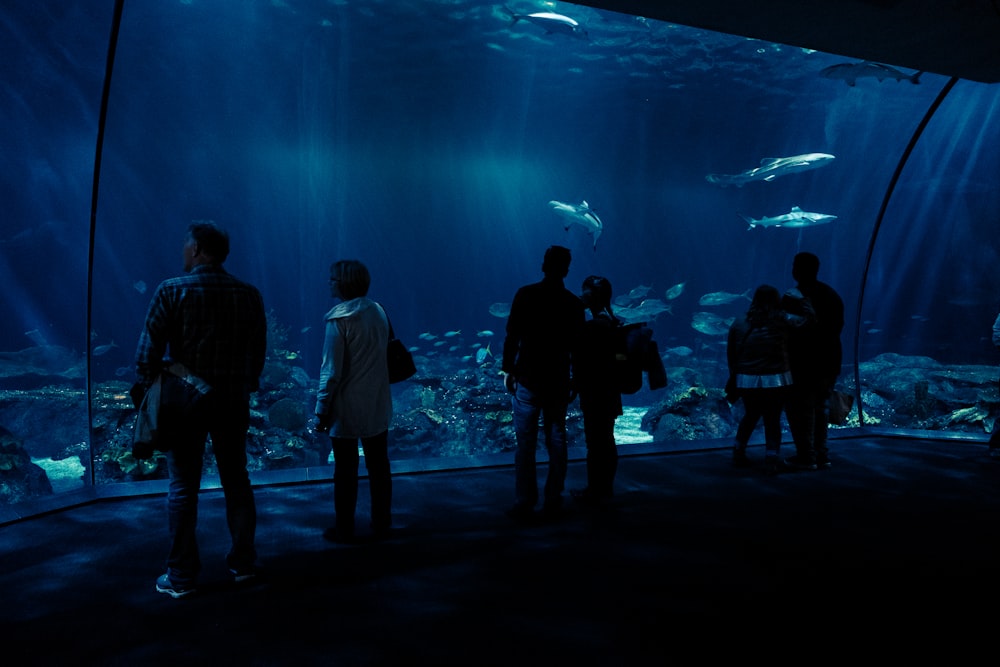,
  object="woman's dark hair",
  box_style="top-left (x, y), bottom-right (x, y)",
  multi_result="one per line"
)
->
top-left (187, 220), bottom-right (230, 263)
top-left (331, 259), bottom-right (371, 300)
top-left (747, 284), bottom-right (781, 324)
top-left (582, 275), bottom-right (613, 309)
